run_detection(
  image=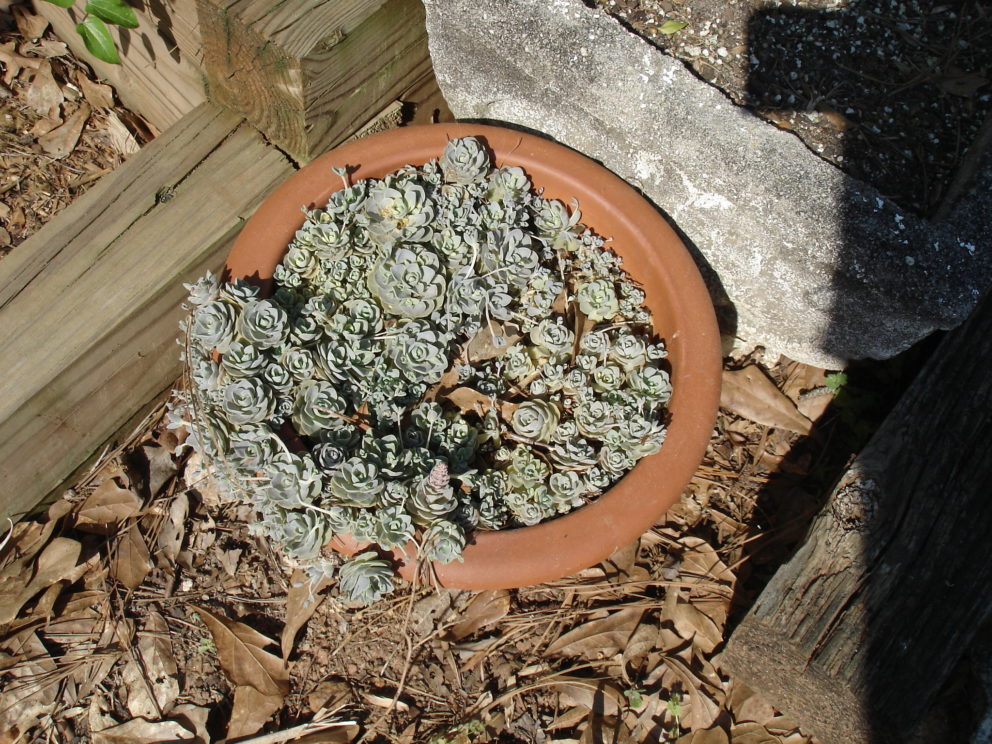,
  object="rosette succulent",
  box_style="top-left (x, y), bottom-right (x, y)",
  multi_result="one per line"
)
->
top-left (338, 552), bottom-right (394, 605)
top-left (176, 135), bottom-right (675, 606)
top-left (368, 245), bottom-right (446, 319)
